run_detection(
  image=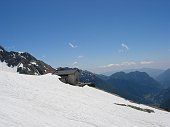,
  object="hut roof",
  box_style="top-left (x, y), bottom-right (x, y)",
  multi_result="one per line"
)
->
top-left (54, 69), bottom-right (79, 76)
